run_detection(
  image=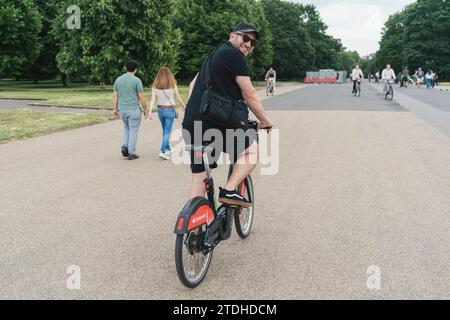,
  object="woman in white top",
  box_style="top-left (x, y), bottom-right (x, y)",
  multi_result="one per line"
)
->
top-left (147, 67), bottom-right (186, 160)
